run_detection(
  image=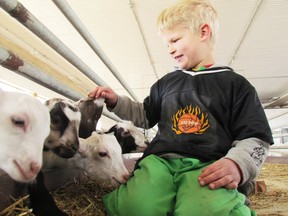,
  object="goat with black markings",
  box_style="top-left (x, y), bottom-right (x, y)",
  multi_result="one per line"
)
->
top-left (28, 97), bottom-right (82, 216)
top-left (28, 98), bottom-right (147, 216)
top-left (105, 120), bottom-right (149, 154)
top-left (43, 98), bottom-right (81, 158)
top-left (29, 131), bottom-right (130, 216)
top-left (76, 97), bottom-right (104, 138)
top-left (28, 97), bottom-right (116, 216)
